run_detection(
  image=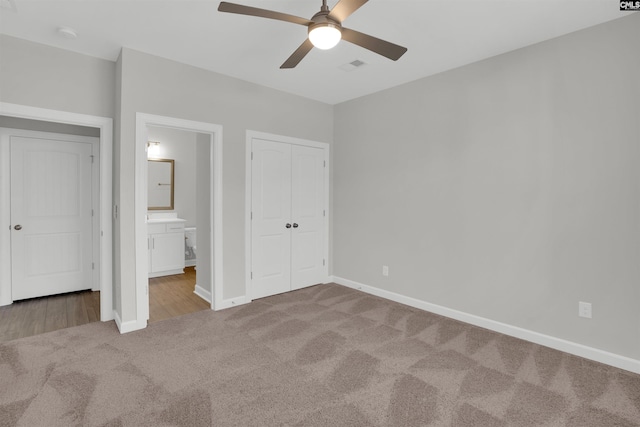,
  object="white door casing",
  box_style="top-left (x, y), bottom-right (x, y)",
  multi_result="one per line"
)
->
top-left (0, 103), bottom-right (113, 322)
top-left (10, 136), bottom-right (94, 300)
top-left (134, 113), bottom-right (223, 334)
top-left (248, 132), bottom-right (329, 301)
